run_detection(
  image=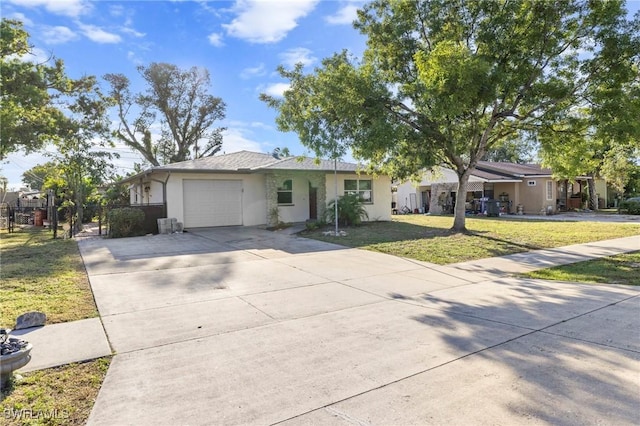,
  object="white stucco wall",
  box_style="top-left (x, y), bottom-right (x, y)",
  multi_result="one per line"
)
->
top-left (324, 173), bottom-right (392, 221)
top-left (395, 181), bottom-right (417, 212)
top-left (275, 176), bottom-right (310, 224)
top-left (134, 171), bottom-right (391, 227)
top-left (165, 172), bottom-right (267, 226)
